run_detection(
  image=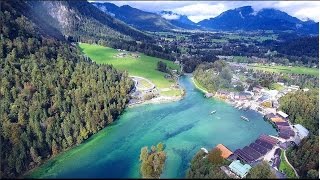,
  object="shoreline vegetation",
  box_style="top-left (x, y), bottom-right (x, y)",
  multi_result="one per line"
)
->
top-left (191, 77), bottom-right (209, 94)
